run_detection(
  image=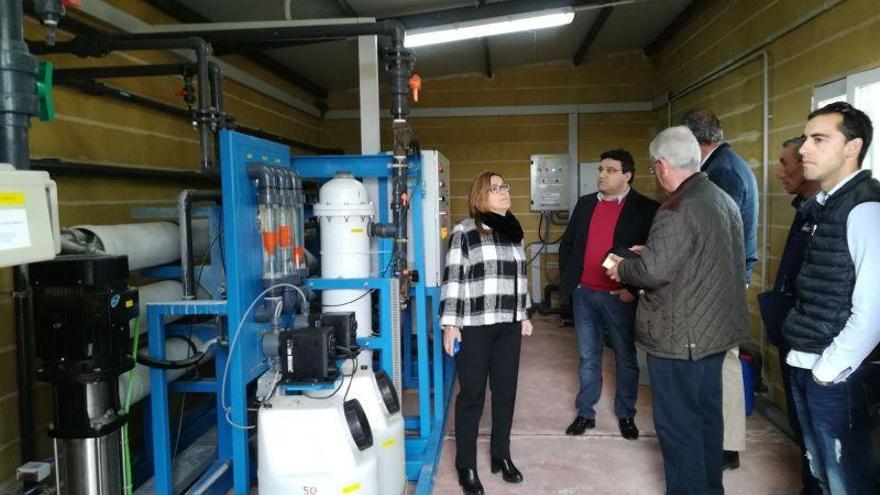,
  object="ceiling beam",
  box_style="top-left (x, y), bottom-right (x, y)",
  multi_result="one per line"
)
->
top-left (644, 0), bottom-right (706, 56)
top-left (477, 0), bottom-right (495, 79)
top-left (143, 0), bottom-right (328, 100)
top-left (573, 6), bottom-right (613, 66)
top-left (387, 0), bottom-right (623, 30)
top-left (482, 38), bottom-right (493, 79)
top-left (477, 0), bottom-right (493, 79)
top-left (333, 0), bottom-right (359, 17)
